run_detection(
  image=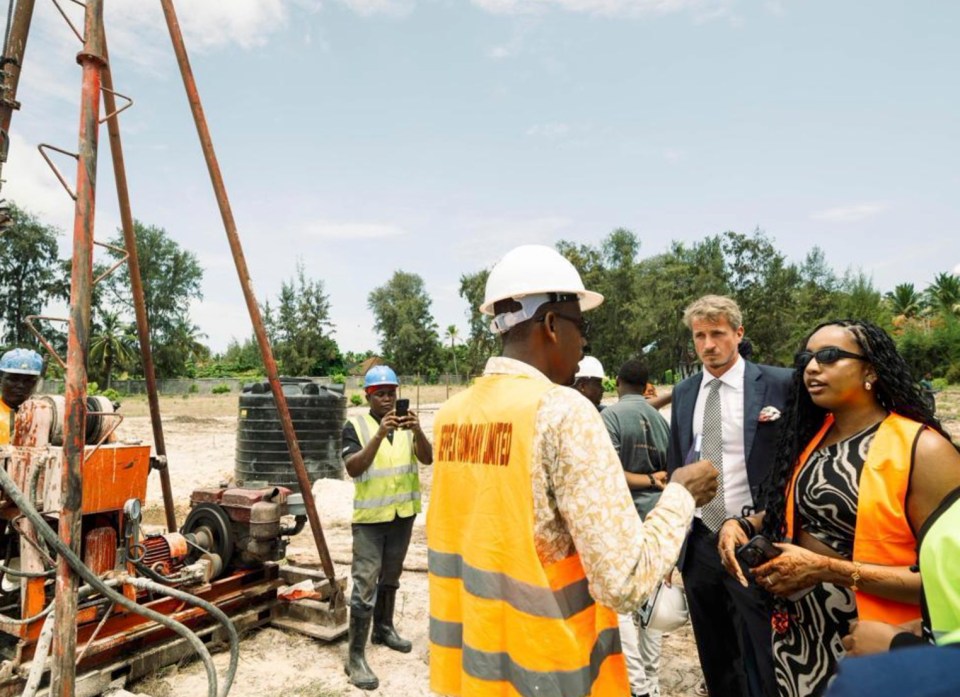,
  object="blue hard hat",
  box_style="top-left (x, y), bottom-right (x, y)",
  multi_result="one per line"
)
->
top-left (363, 365), bottom-right (399, 390)
top-left (0, 348), bottom-right (43, 376)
